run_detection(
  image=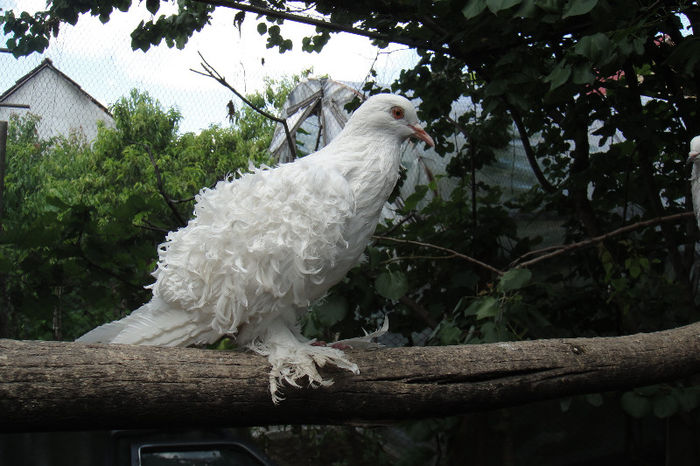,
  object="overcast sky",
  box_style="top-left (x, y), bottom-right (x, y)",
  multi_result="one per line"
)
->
top-left (1, 1), bottom-right (418, 132)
